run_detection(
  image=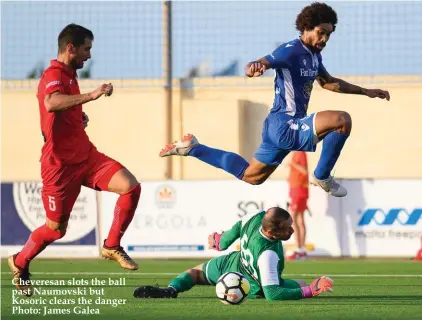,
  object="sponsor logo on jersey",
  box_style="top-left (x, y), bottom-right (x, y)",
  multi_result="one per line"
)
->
top-left (300, 68), bottom-right (318, 77)
top-left (46, 80), bottom-right (61, 89)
